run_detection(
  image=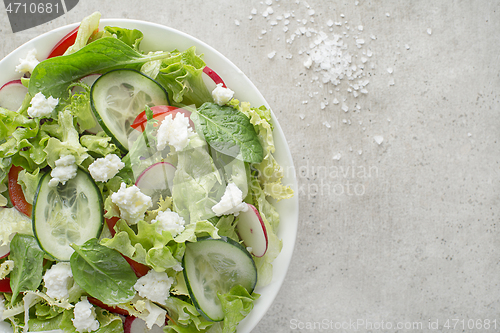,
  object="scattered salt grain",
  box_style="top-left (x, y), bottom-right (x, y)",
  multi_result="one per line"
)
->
top-left (388, 78), bottom-right (395, 86)
top-left (405, 44), bottom-right (410, 50)
top-left (326, 19), bottom-right (334, 27)
top-left (374, 135), bottom-right (384, 145)
top-left (234, 19), bottom-right (240, 26)
top-left (308, 9), bottom-right (315, 15)
top-left (467, 133), bottom-right (472, 137)
top-left (267, 7), bottom-right (274, 14)
top-left (427, 28), bottom-right (432, 35)
top-left (251, 8), bottom-right (257, 15)
top-left (386, 12), bottom-right (390, 17)
top-left (265, 0), bottom-right (273, 5)
top-left (358, 25), bottom-right (363, 31)
top-left (268, 51), bottom-right (276, 59)
top-left (341, 104), bottom-right (349, 112)
top-left (332, 98), bottom-right (339, 105)
top-left (332, 153), bottom-right (342, 160)
top-left (320, 102), bottom-right (326, 109)
top-left (387, 67), bottom-right (393, 74)
top-left (323, 121), bottom-right (332, 128)
top-left (299, 114), bottom-right (305, 119)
